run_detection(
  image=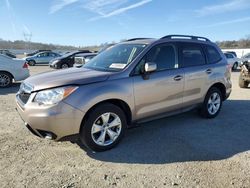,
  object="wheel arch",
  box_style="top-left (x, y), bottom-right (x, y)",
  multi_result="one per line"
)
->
top-left (80, 99), bottom-right (132, 132)
top-left (0, 70), bottom-right (14, 79)
top-left (208, 82), bottom-right (227, 101)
